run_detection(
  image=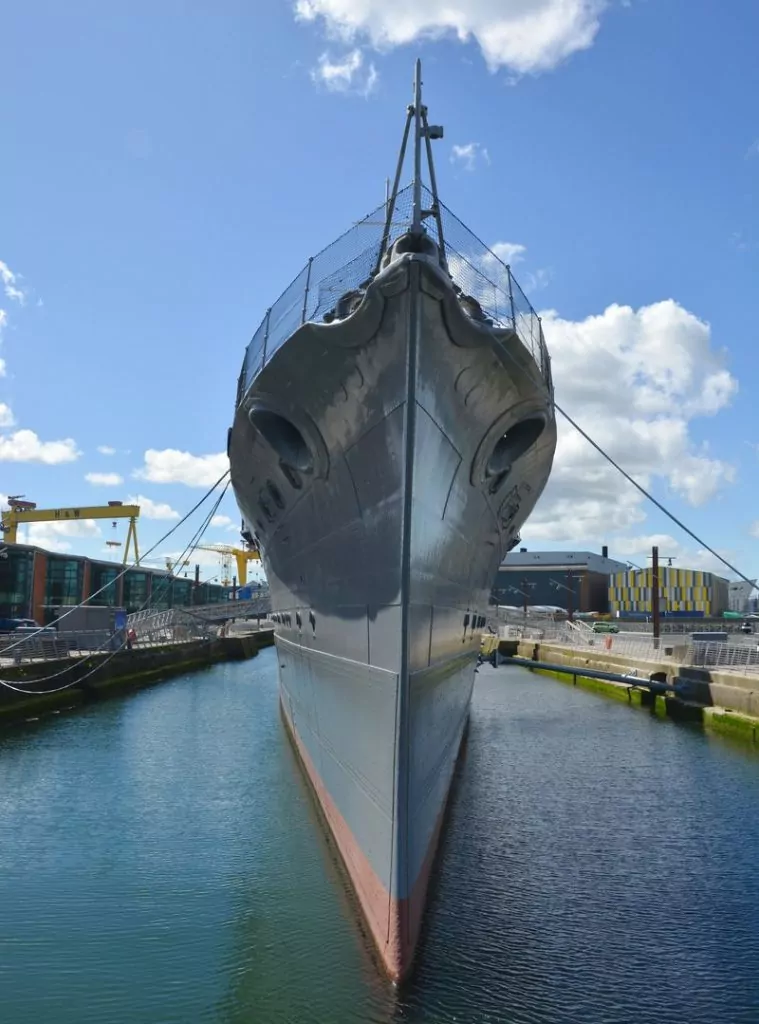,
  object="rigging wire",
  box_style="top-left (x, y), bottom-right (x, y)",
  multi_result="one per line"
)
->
top-left (1, 470), bottom-right (230, 655)
top-left (467, 286), bottom-right (756, 590)
top-left (553, 404), bottom-right (756, 588)
top-left (0, 481), bottom-right (231, 694)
